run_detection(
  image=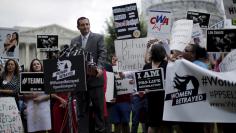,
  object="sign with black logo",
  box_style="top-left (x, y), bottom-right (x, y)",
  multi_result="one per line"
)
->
top-left (43, 55), bottom-right (86, 93)
top-left (37, 35), bottom-right (58, 49)
top-left (135, 68), bottom-right (164, 91)
top-left (112, 3), bottom-right (141, 40)
top-left (20, 72), bottom-right (44, 93)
